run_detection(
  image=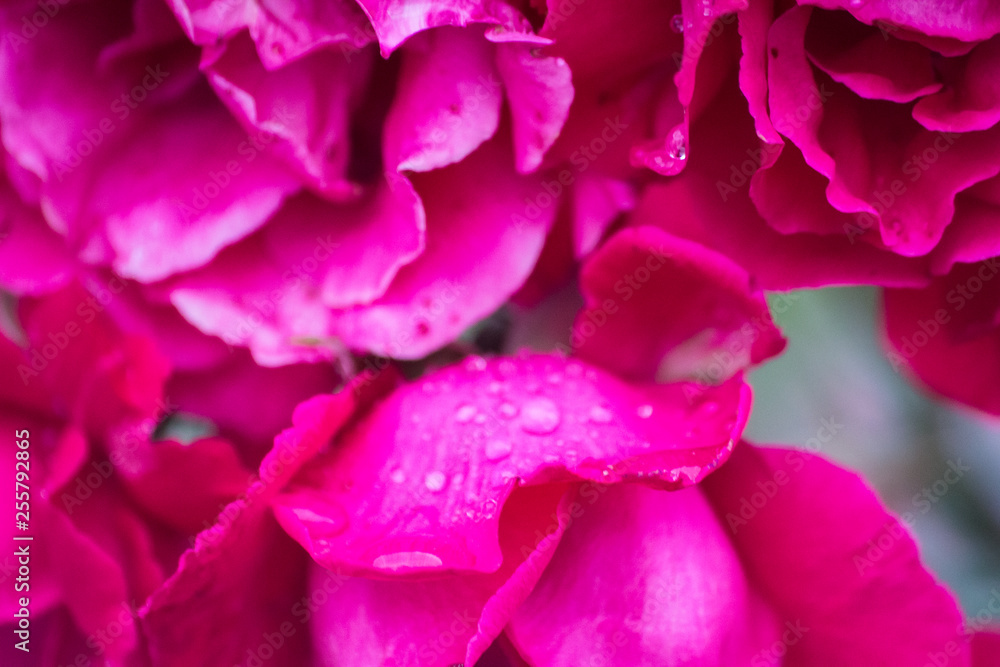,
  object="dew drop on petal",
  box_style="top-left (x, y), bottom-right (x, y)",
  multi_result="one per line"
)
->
top-left (455, 404), bottom-right (477, 423)
top-left (372, 551), bottom-right (444, 572)
top-left (485, 439), bottom-right (513, 461)
top-left (588, 405), bottom-right (613, 424)
top-left (390, 469), bottom-right (406, 484)
top-left (499, 402), bottom-right (518, 418)
top-left (637, 404), bottom-right (654, 419)
top-left (520, 397), bottom-right (561, 435)
top-left (425, 471), bottom-right (447, 492)
top-left (670, 14), bottom-right (684, 33)
top-left (667, 127), bottom-right (687, 160)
